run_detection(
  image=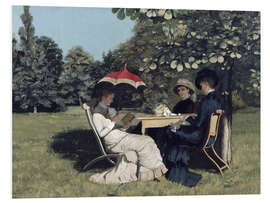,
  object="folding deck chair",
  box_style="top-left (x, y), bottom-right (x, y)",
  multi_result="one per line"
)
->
top-left (81, 102), bottom-right (121, 171)
top-left (201, 109), bottom-right (230, 176)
